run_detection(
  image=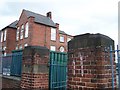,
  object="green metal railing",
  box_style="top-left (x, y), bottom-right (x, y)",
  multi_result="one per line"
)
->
top-left (1, 50), bottom-right (23, 76)
top-left (10, 50), bottom-right (23, 76)
top-left (49, 51), bottom-right (67, 90)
